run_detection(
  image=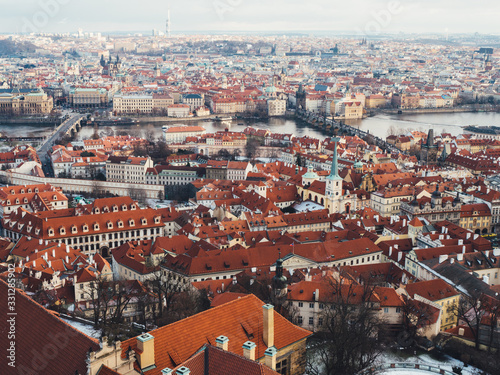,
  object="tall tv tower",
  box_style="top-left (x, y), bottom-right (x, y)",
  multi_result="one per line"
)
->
top-left (166, 8), bottom-right (171, 38)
